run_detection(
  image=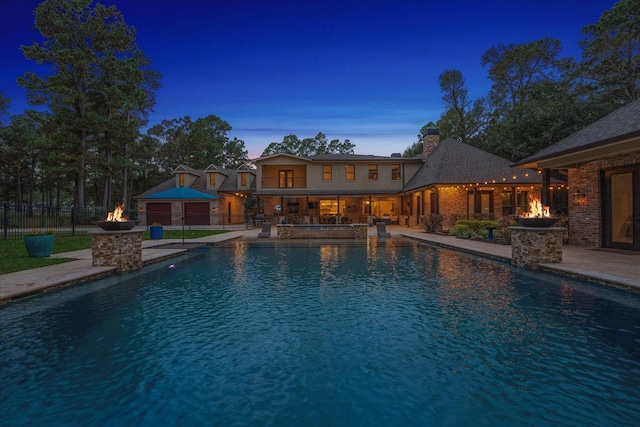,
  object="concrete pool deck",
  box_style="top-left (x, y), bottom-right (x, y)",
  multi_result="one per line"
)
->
top-left (1, 225), bottom-right (639, 303)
